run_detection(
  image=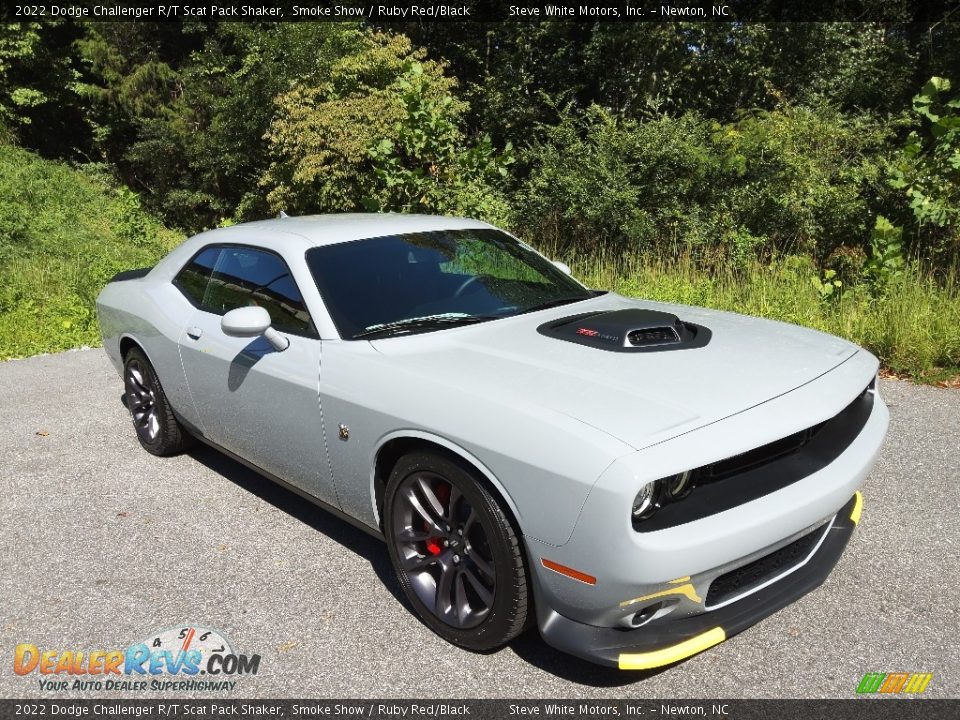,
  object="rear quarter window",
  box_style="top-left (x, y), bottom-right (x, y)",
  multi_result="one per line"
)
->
top-left (174, 246), bottom-right (220, 307)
